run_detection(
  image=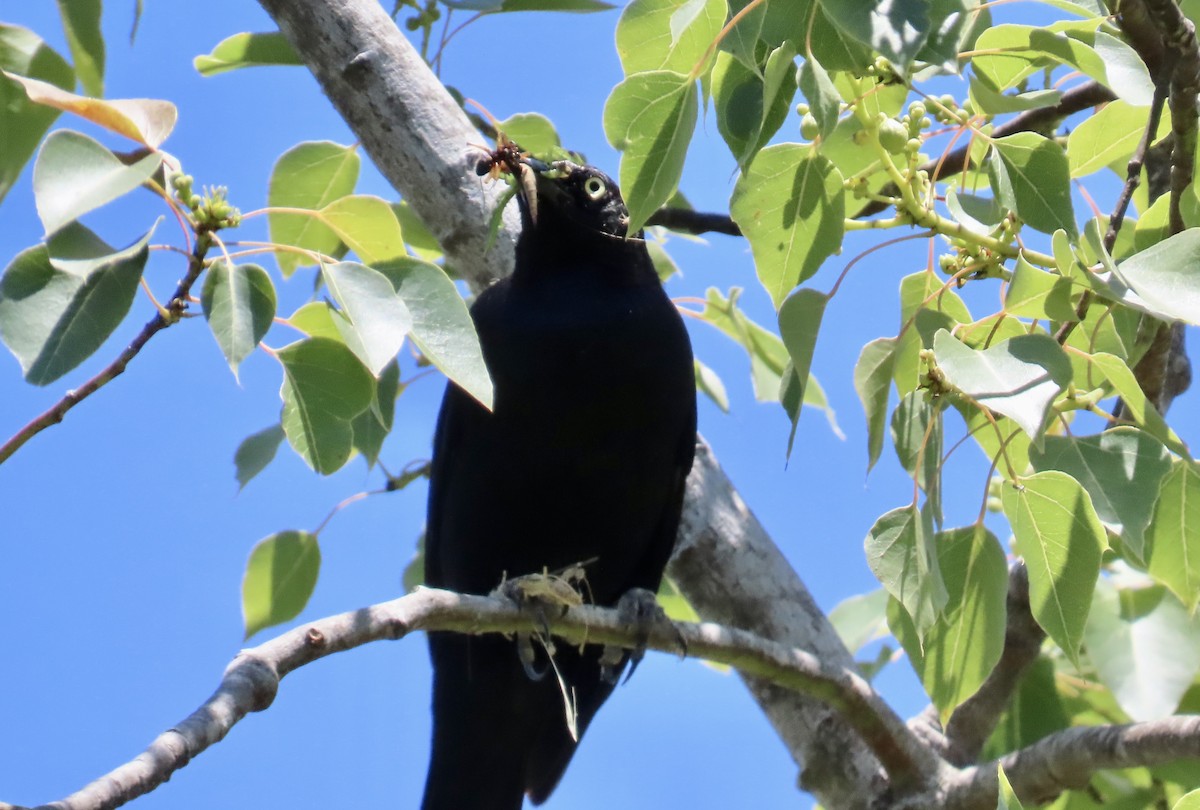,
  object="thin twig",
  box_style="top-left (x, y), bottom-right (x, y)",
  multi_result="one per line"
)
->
top-left (0, 229), bottom-right (215, 466)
